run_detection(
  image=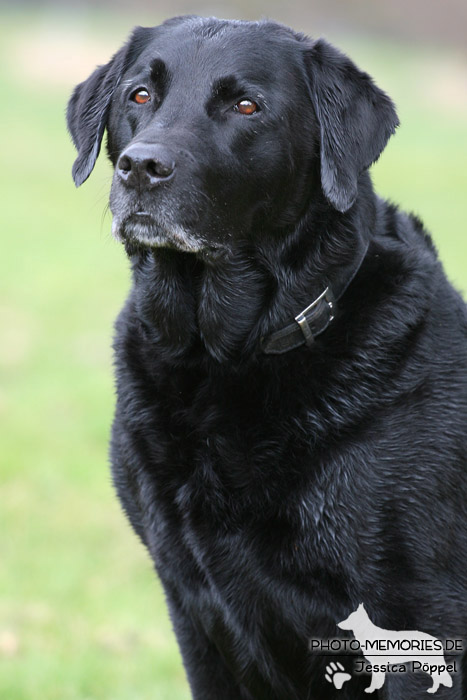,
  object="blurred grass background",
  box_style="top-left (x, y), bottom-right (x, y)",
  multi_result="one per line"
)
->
top-left (0, 2), bottom-right (466, 699)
